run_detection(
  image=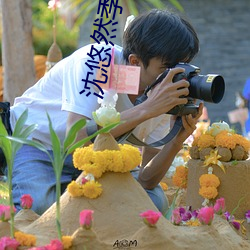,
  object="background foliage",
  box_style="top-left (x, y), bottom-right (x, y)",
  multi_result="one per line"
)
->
top-left (32, 0), bottom-right (79, 58)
